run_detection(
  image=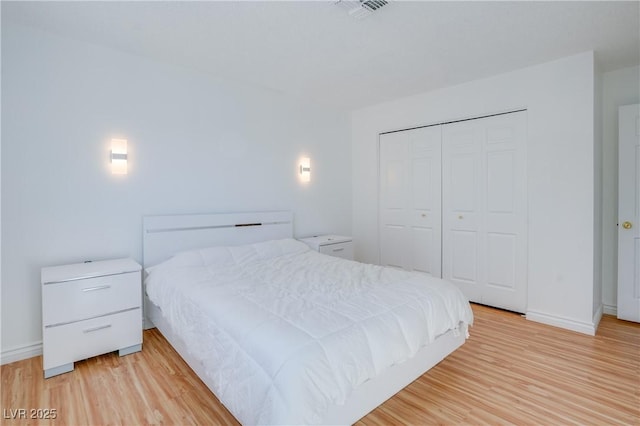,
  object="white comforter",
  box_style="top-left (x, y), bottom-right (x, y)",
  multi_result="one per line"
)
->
top-left (145, 239), bottom-right (473, 425)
